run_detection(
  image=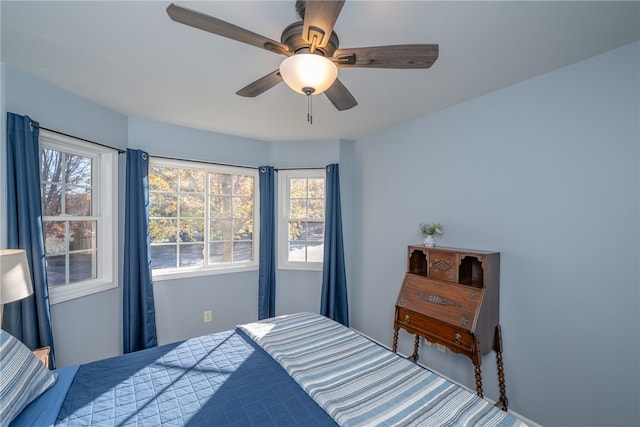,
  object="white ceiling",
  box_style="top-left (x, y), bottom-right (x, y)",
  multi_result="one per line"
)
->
top-left (2, 1), bottom-right (639, 142)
